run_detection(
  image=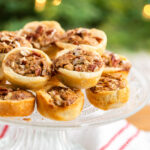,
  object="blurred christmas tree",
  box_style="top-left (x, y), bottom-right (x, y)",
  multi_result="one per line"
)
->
top-left (0, 0), bottom-right (149, 51)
